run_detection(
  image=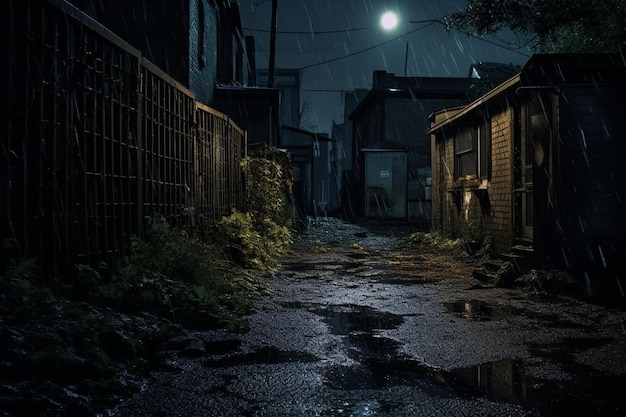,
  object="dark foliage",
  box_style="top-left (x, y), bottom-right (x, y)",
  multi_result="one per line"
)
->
top-left (450, 0), bottom-right (626, 52)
